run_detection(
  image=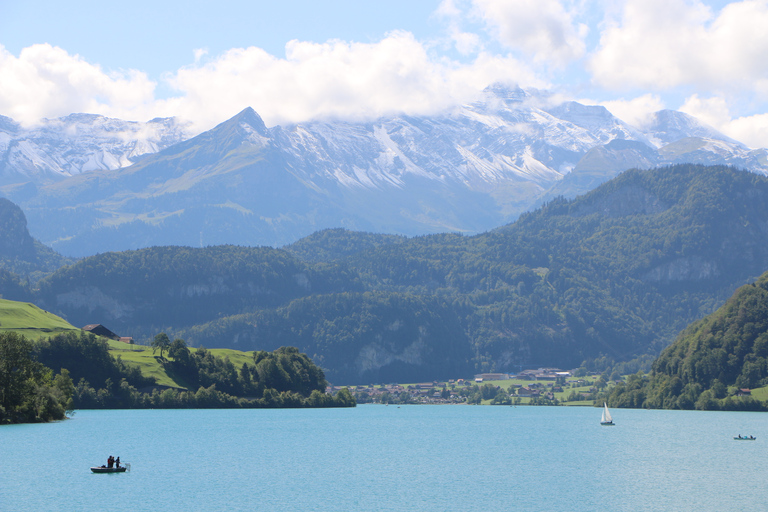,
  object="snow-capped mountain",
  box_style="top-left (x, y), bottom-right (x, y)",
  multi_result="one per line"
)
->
top-left (1, 85), bottom-right (767, 257)
top-left (0, 114), bottom-right (192, 183)
top-left (642, 109), bottom-right (743, 147)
